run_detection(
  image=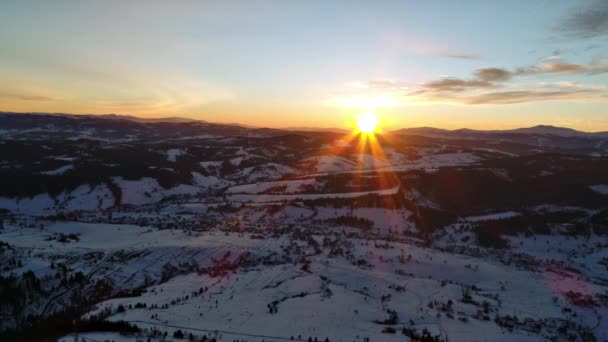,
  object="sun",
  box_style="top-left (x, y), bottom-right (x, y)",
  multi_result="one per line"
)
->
top-left (355, 112), bottom-right (379, 134)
